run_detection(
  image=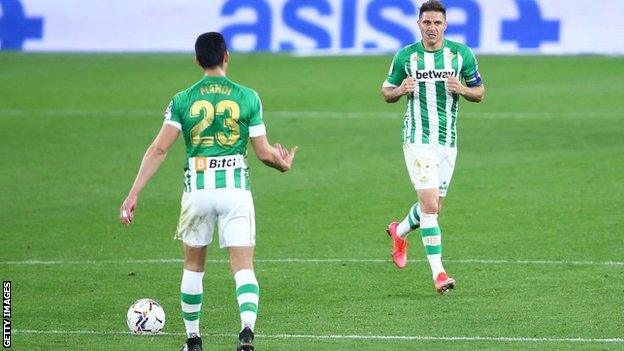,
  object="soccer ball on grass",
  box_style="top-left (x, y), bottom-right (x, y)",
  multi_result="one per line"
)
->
top-left (126, 298), bottom-right (166, 334)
